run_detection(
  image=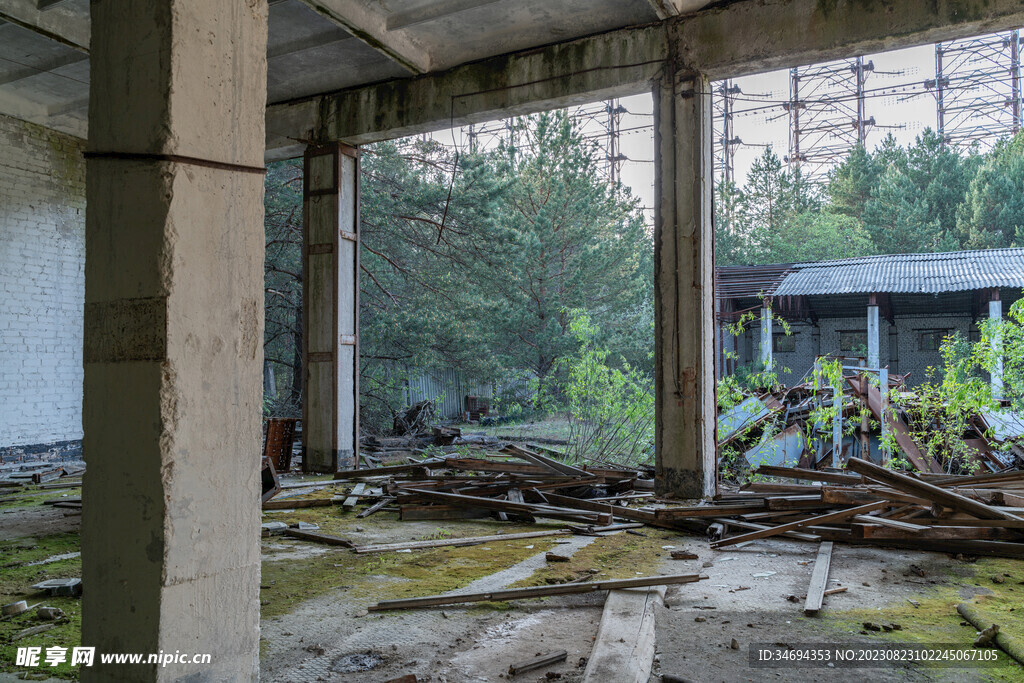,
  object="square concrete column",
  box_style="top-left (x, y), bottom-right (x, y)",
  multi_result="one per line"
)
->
top-left (302, 143), bottom-right (360, 472)
top-left (653, 66), bottom-right (715, 499)
top-left (990, 291), bottom-right (1003, 401)
top-left (82, 2), bottom-right (266, 680)
top-left (867, 293), bottom-right (880, 369)
top-left (760, 299), bottom-right (773, 370)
